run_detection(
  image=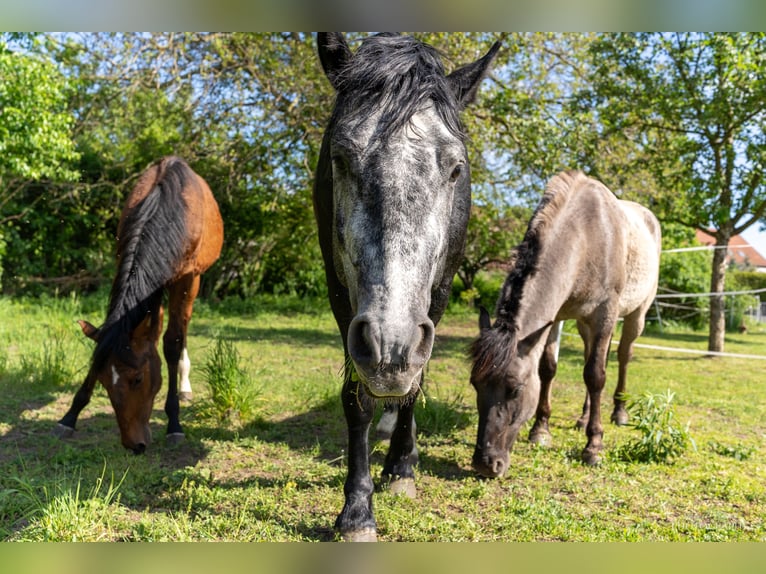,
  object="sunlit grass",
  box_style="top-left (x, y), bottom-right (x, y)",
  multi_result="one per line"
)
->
top-left (0, 293), bottom-right (764, 541)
